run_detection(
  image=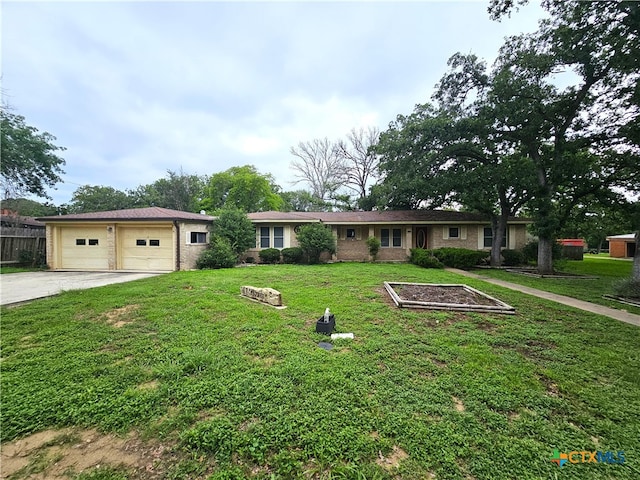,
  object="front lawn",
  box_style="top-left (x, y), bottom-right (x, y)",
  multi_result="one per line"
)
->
top-left (473, 256), bottom-right (640, 315)
top-left (1, 263), bottom-right (639, 479)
